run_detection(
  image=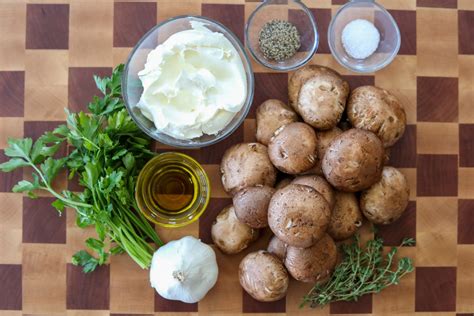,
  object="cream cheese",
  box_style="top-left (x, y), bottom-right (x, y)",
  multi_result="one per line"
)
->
top-left (137, 21), bottom-right (247, 140)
